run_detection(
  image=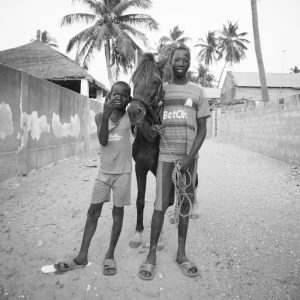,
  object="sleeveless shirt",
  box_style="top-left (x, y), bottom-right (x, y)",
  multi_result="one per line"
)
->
top-left (99, 112), bottom-right (132, 174)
